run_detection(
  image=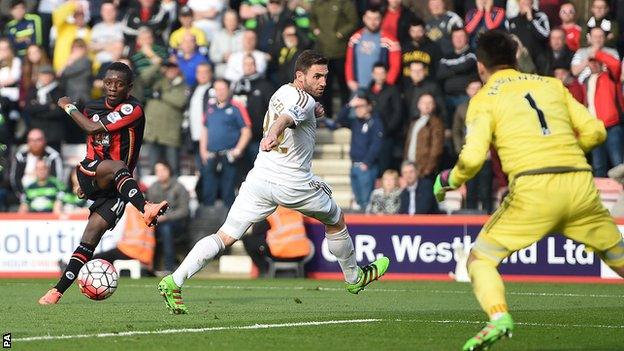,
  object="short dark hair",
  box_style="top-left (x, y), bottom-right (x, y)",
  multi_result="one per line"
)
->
top-left (11, 0), bottom-right (25, 8)
top-left (451, 26), bottom-right (466, 35)
top-left (364, 5), bottom-right (382, 15)
top-left (355, 89), bottom-right (372, 103)
top-left (106, 61), bottom-right (134, 84)
top-left (372, 62), bottom-right (387, 71)
top-left (560, 1), bottom-right (576, 8)
top-left (475, 30), bottom-right (518, 70)
top-left (294, 50), bottom-right (328, 74)
top-left (214, 78), bottom-right (231, 87)
top-left (154, 160), bottom-right (173, 175)
top-left (409, 17), bottom-right (426, 28)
